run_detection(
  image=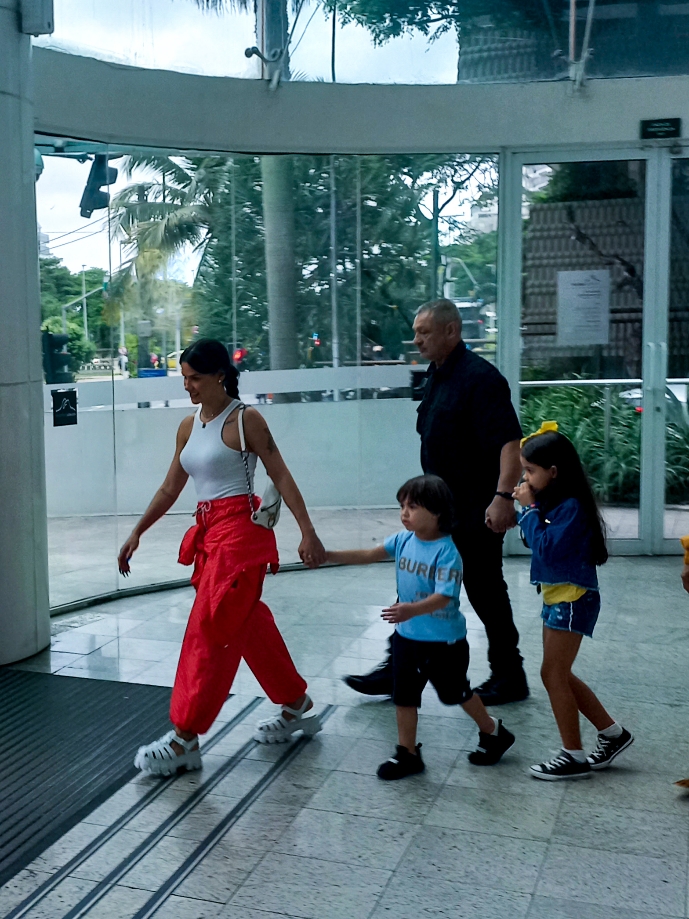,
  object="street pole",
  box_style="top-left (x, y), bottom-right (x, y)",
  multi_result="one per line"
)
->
top-left (81, 265), bottom-right (88, 339)
top-left (330, 155), bottom-right (340, 401)
top-left (430, 189), bottom-right (440, 300)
